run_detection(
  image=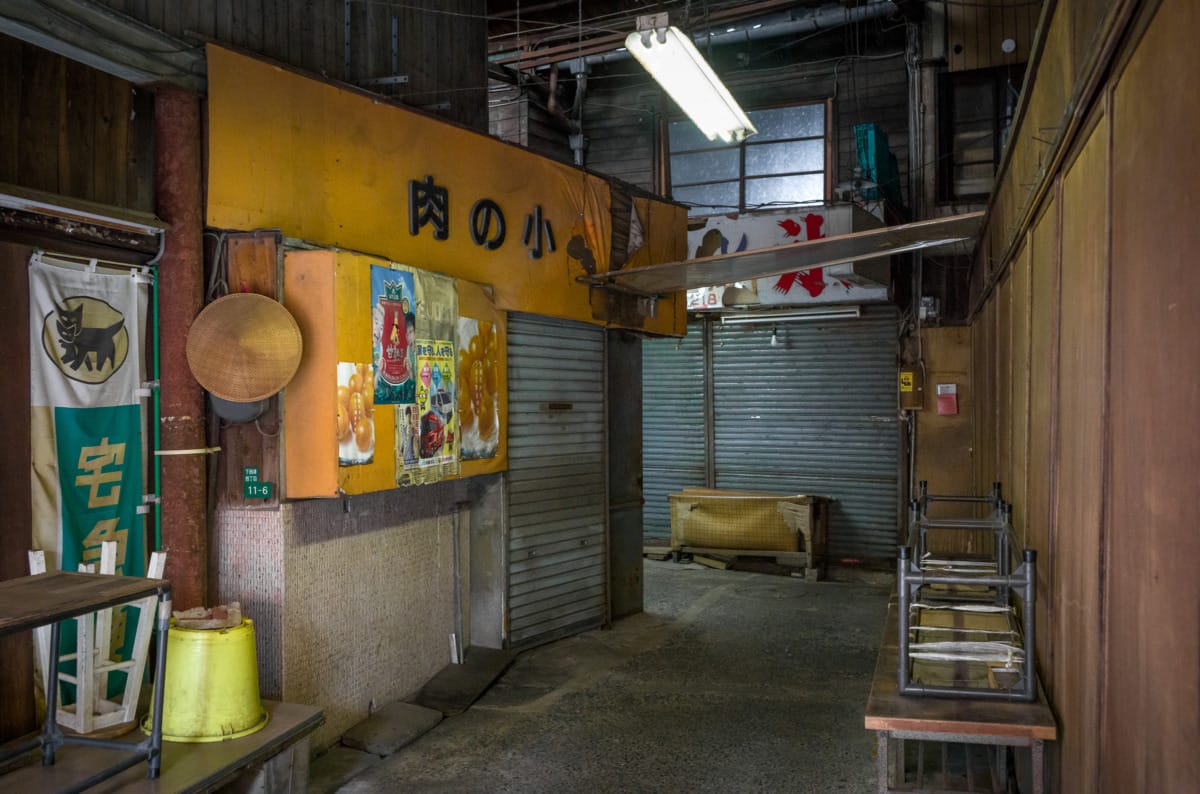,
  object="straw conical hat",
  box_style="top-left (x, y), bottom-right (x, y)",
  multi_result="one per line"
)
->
top-left (186, 293), bottom-right (303, 402)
